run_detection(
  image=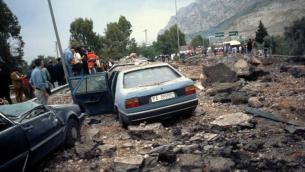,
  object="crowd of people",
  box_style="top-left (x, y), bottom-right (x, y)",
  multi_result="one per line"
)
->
top-left (0, 44), bottom-right (114, 106)
top-left (0, 58), bottom-right (66, 105)
top-left (63, 46), bottom-right (113, 77)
